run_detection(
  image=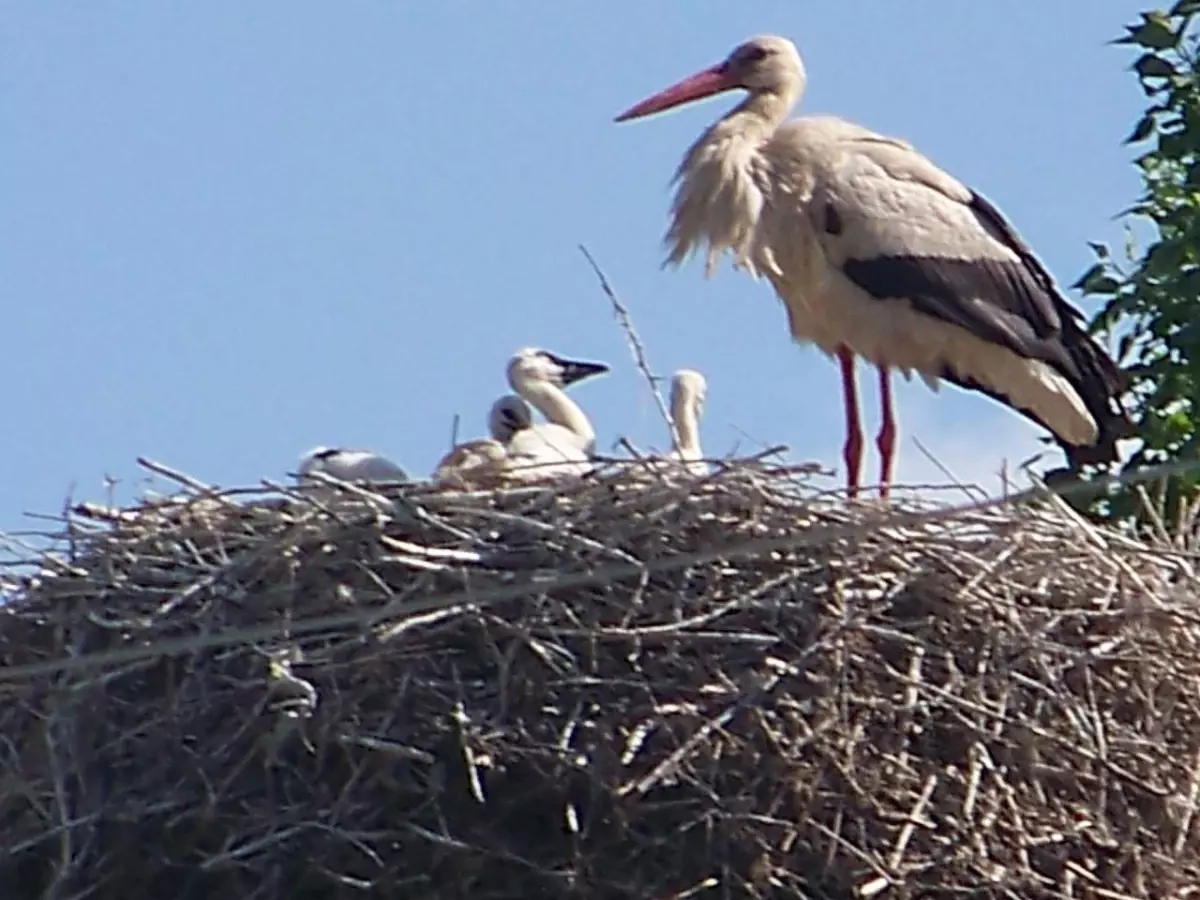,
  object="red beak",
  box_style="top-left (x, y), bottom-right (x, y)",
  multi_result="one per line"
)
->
top-left (614, 64), bottom-right (736, 123)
